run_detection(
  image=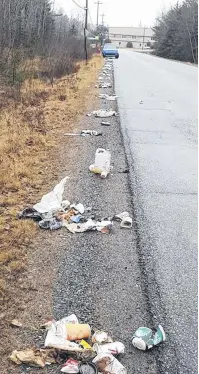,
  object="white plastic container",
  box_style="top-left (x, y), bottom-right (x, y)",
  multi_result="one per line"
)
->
top-left (89, 148), bottom-right (111, 178)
